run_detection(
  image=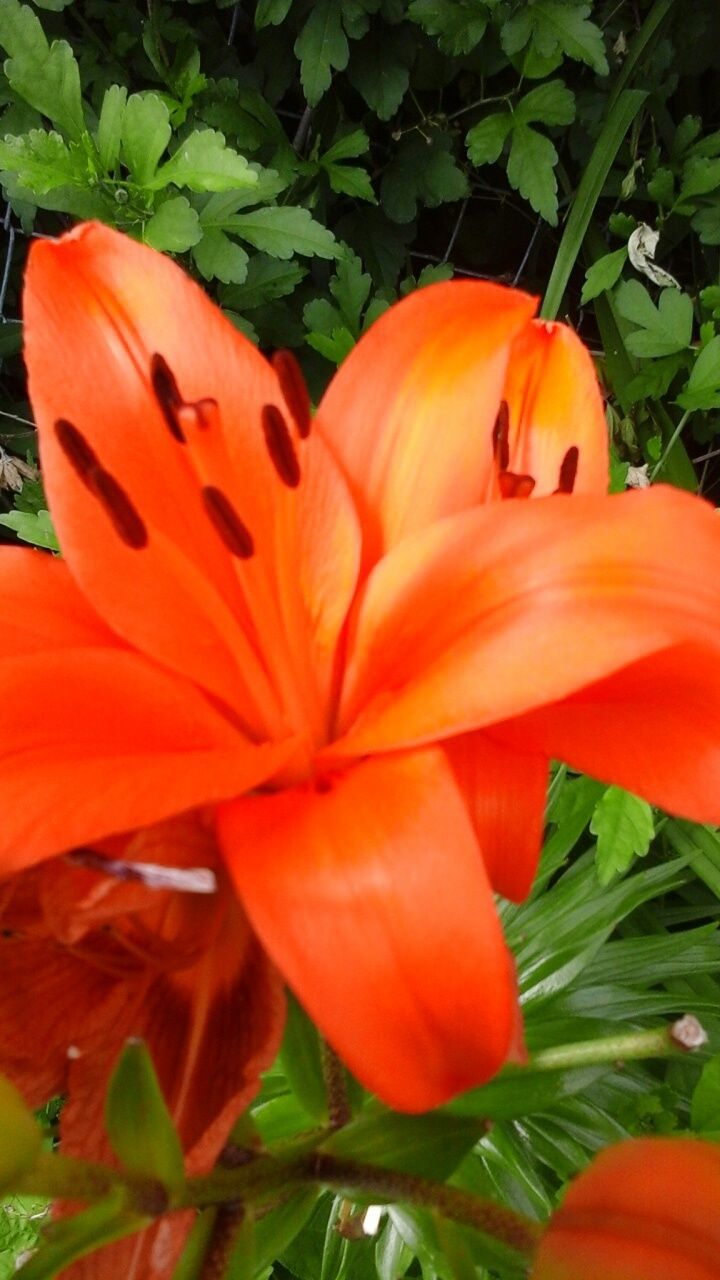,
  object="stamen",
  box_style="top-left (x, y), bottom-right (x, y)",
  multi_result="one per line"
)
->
top-left (55, 419), bottom-right (148, 549)
top-left (272, 350), bottom-right (312, 439)
top-left (68, 848), bottom-right (218, 894)
top-left (556, 446), bottom-right (579, 495)
top-left (202, 485), bottom-right (255, 558)
top-left (261, 403), bottom-right (301, 488)
top-left (492, 400), bottom-right (510, 472)
top-left (151, 353), bottom-right (185, 443)
top-left (498, 471), bottom-right (536, 499)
